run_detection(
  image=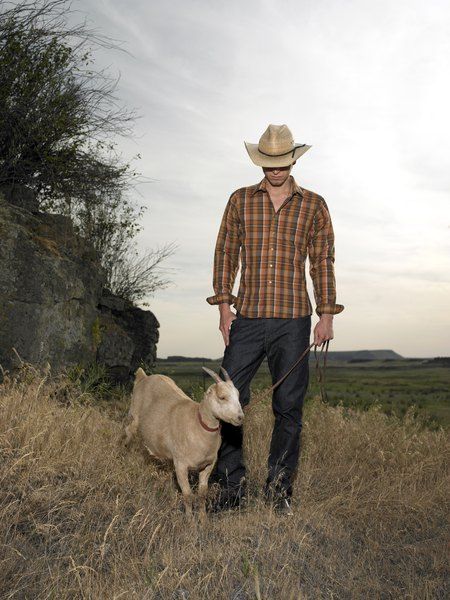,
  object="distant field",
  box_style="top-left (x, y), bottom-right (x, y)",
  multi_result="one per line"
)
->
top-left (154, 358), bottom-right (450, 429)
